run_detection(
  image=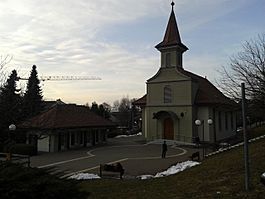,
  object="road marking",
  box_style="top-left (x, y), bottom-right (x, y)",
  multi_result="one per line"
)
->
top-left (38, 144), bottom-right (187, 177)
top-left (62, 148), bottom-right (187, 178)
top-left (38, 154), bottom-right (94, 168)
top-left (87, 144), bottom-right (144, 155)
top-left (129, 147), bottom-right (187, 160)
top-left (39, 145), bottom-right (186, 169)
